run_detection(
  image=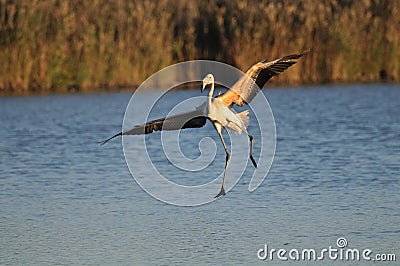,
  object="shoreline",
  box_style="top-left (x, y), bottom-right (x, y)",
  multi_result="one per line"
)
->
top-left (0, 80), bottom-right (396, 98)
